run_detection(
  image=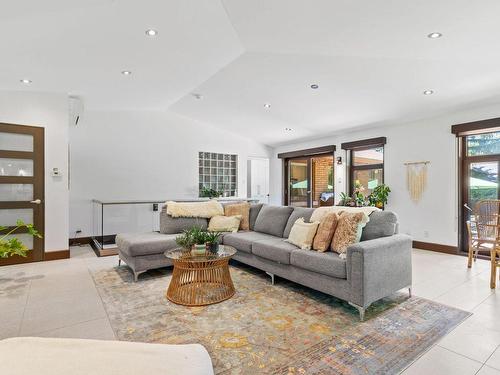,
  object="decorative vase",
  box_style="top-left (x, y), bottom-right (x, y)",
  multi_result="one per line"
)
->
top-left (208, 242), bottom-right (219, 253)
top-left (191, 244), bottom-right (206, 256)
